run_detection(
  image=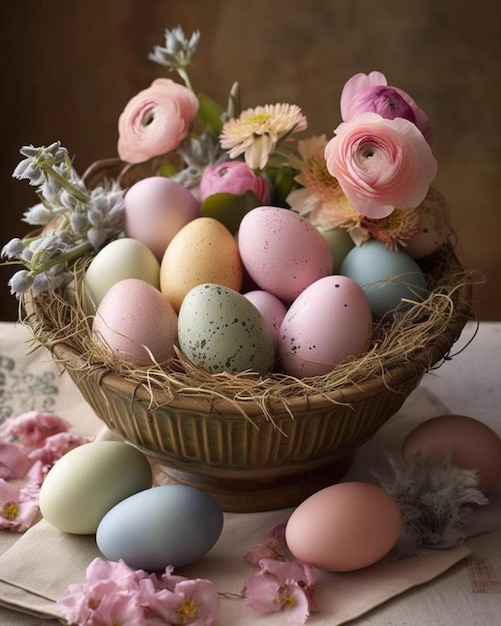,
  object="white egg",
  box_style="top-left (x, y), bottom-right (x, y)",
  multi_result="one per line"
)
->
top-left (85, 238), bottom-right (160, 311)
